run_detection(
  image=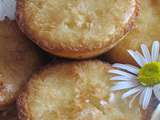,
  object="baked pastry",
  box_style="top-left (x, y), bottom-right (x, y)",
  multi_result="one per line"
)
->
top-left (0, 20), bottom-right (45, 109)
top-left (16, 0), bottom-right (140, 59)
top-left (105, 0), bottom-right (160, 65)
top-left (17, 60), bottom-right (142, 120)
